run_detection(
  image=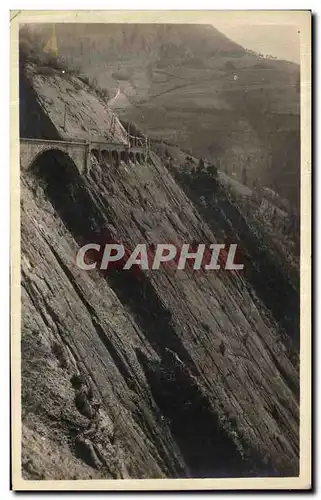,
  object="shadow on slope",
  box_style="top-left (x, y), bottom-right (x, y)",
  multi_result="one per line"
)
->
top-left (27, 149), bottom-right (276, 477)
